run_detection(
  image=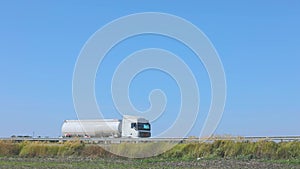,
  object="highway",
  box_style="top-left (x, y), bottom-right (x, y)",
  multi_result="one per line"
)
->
top-left (1, 136), bottom-right (300, 144)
